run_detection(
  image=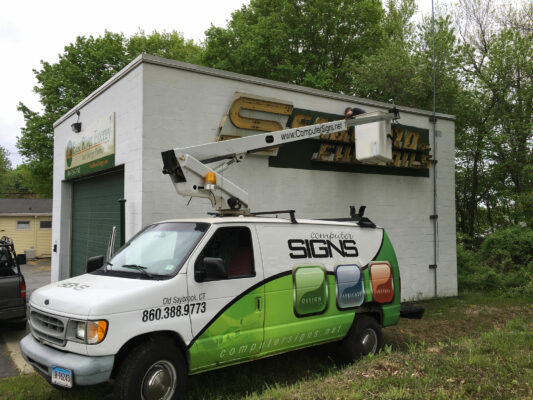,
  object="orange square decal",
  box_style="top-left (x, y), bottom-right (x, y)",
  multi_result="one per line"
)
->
top-left (370, 263), bottom-right (394, 303)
